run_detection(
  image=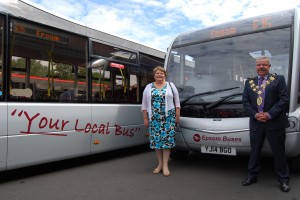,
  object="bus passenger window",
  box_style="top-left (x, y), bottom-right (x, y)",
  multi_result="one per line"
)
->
top-left (128, 70), bottom-right (139, 103)
top-left (92, 66), bottom-right (112, 102)
top-left (9, 19), bottom-right (88, 102)
top-left (114, 75), bottom-right (127, 102)
top-left (139, 53), bottom-right (164, 94)
top-left (10, 56), bottom-right (31, 100)
top-left (91, 61), bottom-right (131, 103)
